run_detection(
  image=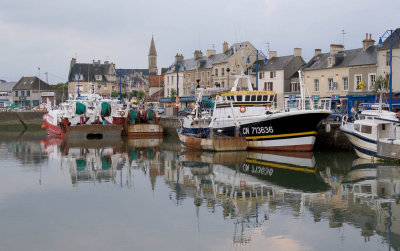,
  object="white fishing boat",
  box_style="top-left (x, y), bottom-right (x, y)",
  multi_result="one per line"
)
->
top-left (209, 70), bottom-right (331, 151)
top-left (340, 93), bottom-right (400, 160)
